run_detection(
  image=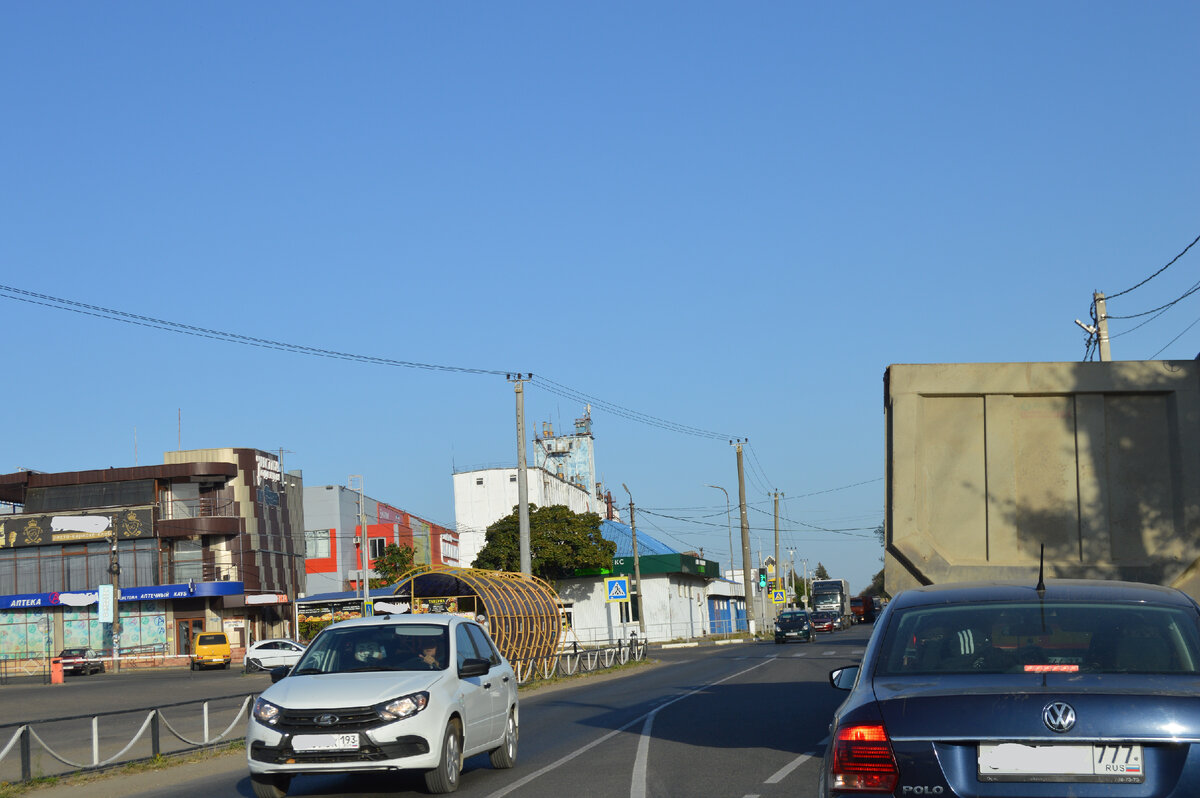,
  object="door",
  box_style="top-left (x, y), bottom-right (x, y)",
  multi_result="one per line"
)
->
top-left (454, 624), bottom-right (495, 750)
top-left (177, 619), bottom-right (204, 655)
